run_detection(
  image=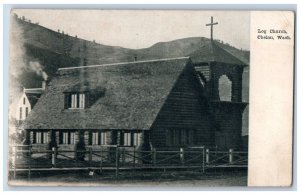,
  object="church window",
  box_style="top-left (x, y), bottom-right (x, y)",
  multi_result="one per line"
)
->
top-left (36, 132), bottom-right (42, 144)
top-left (166, 130), bottom-right (194, 146)
top-left (121, 132), bottom-right (140, 146)
top-left (100, 132), bottom-right (107, 145)
top-left (92, 132), bottom-right (107, 145)
top-left (61, 132), bottom-right (75, 144)
top-left (124, 132), bottom-right (131, 146)
top-left (92, 132), bottom-right (99, 145)
top-left (35, 132), bottom-right (48, 144)
top-left (68, 93), bottom-right (86, 109)
top-left (43, 132), bottom-right (49, 144)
